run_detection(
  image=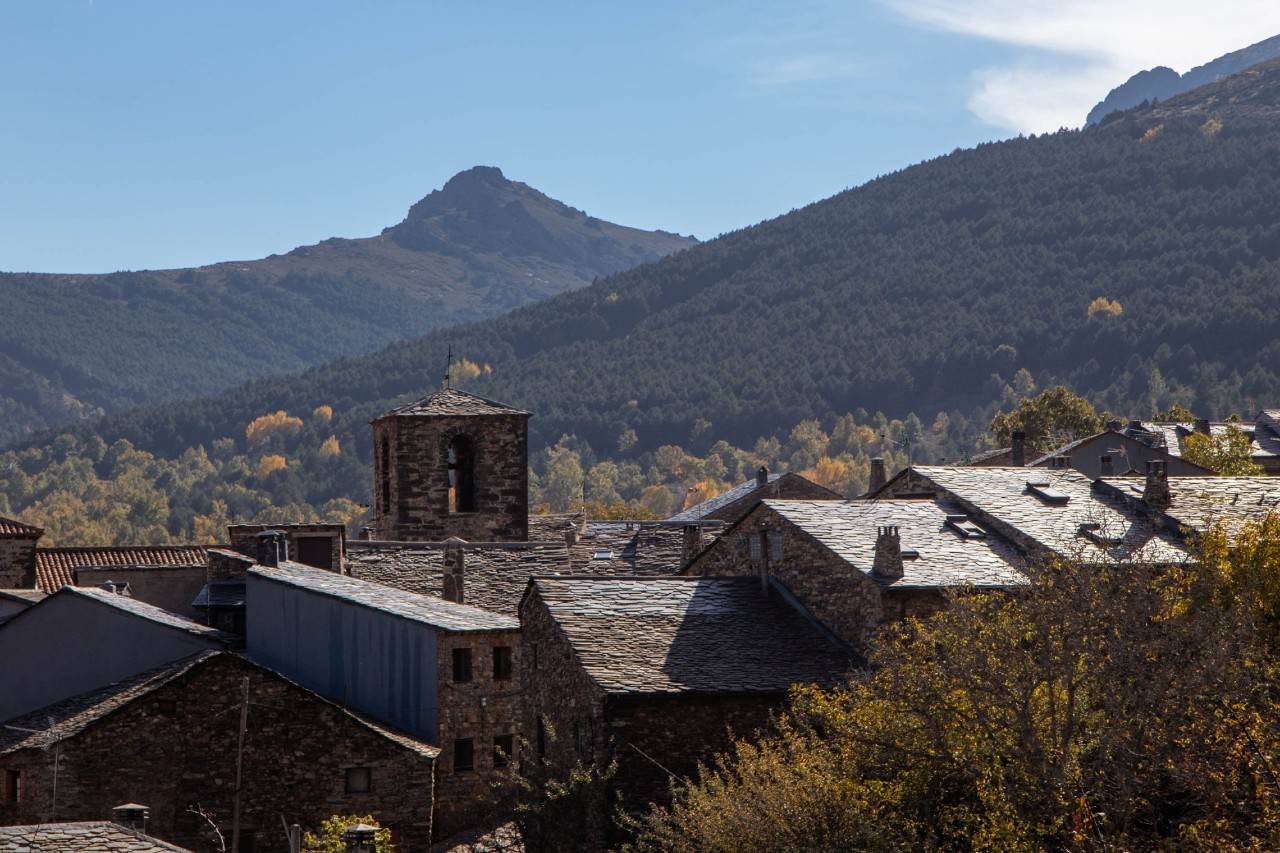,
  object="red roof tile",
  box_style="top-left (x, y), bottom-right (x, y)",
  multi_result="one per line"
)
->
top-left (0, 516), bottom-right (43, 538)
top-left (35, 546), bottom-right (207, 591)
